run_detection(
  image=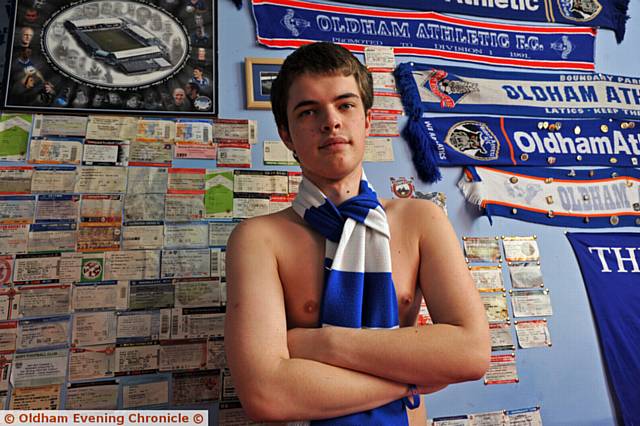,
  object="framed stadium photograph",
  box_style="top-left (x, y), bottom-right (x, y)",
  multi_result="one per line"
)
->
top-left (2, 0), bottom-right (218, 115)
top-left (245, 57), bottom-right (283, 110)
